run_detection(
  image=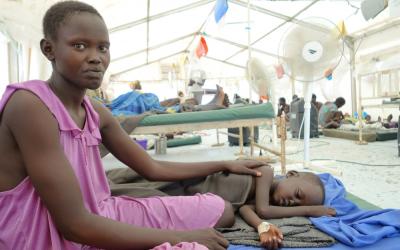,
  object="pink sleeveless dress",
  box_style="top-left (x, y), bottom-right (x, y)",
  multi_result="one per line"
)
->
top-left (0, 80), bottom-right (224, 250)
